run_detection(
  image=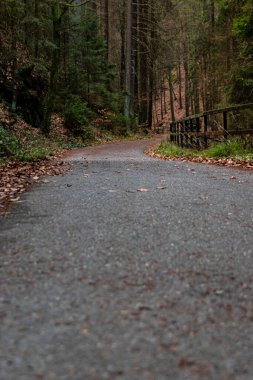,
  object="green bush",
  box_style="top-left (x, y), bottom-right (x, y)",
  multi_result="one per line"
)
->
top-left (204, 139), bottom-right (247, 158)
top-left (0, 126), bottom-right (20, 157)
top-left (16, 145), bottom-right (51, 161)
top-left (64, 96), bottom-right (95, 140)
top-left (0, 125), bottom-right (52, 161)
top-left (109, 113), bottom-right (137, 136)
